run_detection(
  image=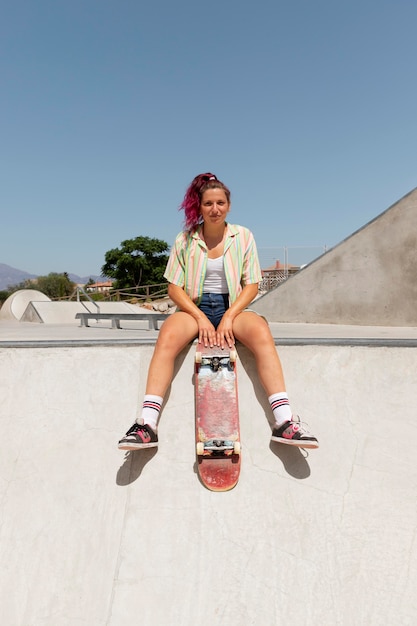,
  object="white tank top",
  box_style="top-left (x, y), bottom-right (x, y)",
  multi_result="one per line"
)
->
top-left (203, 256), bottom-right (229, 293)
